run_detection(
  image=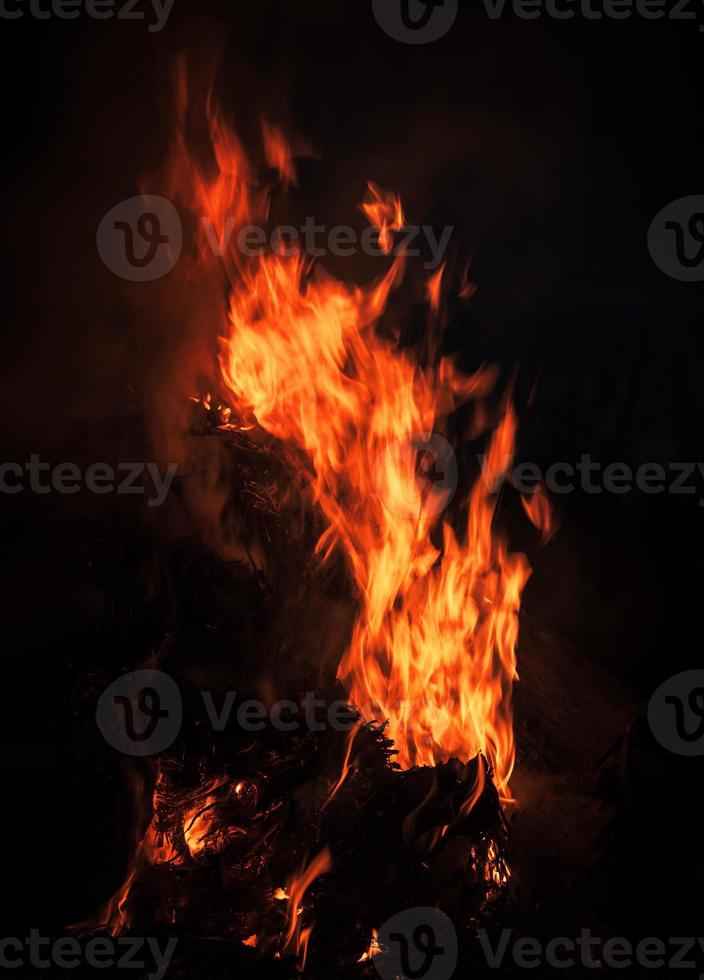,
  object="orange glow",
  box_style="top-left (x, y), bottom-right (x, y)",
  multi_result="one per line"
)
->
top-left (521, 486), bottom-right (555, 543)
top-left (361, 181), bottom-right (405, 254)
top-left (282, 848), bottom-right (332, 968)
top-left (357, 929), bottom-right (380, 962)
top-left (217, 240), bottom-right (528, 796)
top-left (262, 121), bottom-right (297, 188)
top-left (164, 75), bottom-right (552, 812)
top-left (183, 795), bottom-right (218, 856)
top-left (426, 264), bottom-right (445, 310)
